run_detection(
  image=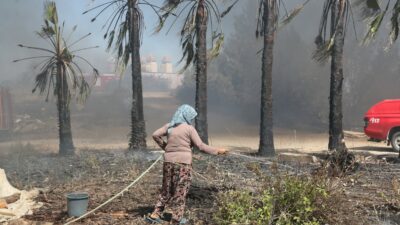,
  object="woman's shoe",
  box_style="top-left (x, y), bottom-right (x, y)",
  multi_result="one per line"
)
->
top-left (145, 213), bottom-right (163, 224)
